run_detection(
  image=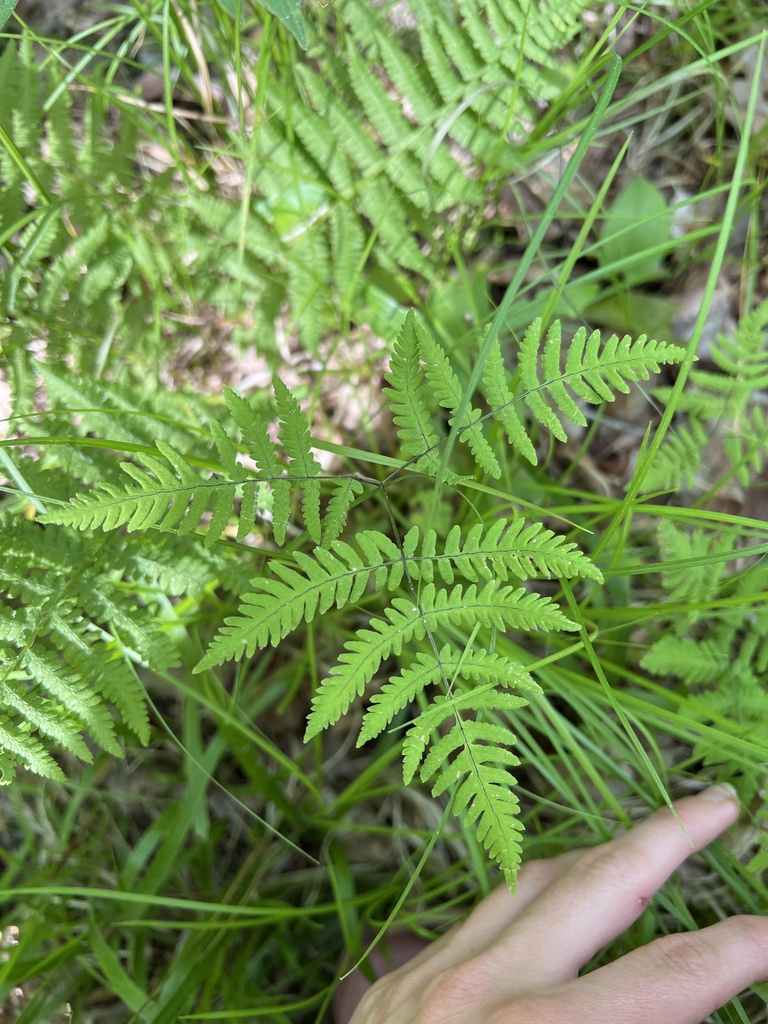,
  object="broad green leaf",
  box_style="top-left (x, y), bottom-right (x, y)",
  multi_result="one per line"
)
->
top-left (0, 0), bottom-right (18, 29)
top-left (597, 176), bottom-right (671, 284)
top-left (216, 0), bottom-right (307, 49)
